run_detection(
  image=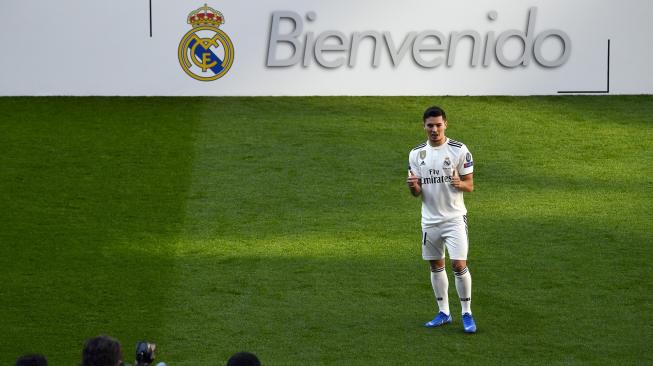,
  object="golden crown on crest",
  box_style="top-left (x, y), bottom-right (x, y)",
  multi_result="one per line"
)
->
top-left (187, 4), bottom-right (224, 28)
